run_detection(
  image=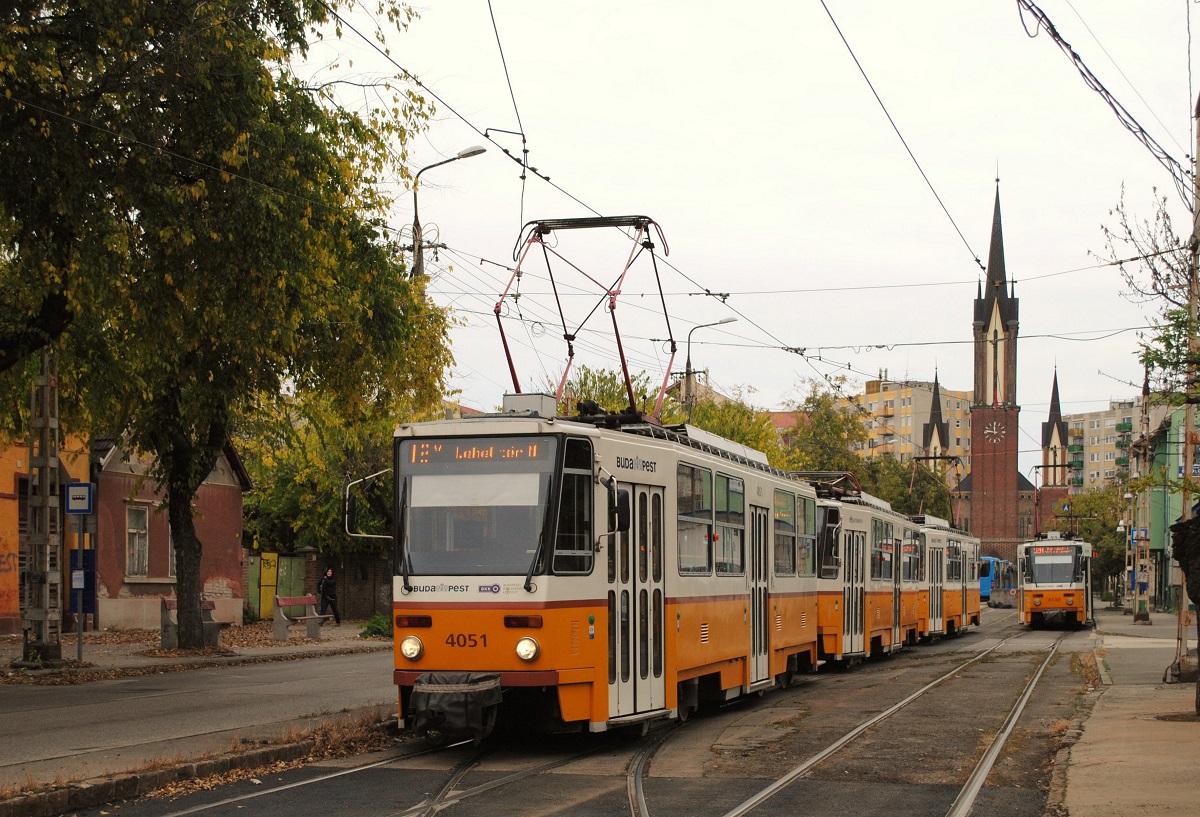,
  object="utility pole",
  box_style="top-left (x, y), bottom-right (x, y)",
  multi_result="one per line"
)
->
top-left (19, 349), bottom-right (63, 662)
top-left (1133, 368), bottom-right (1151, 623)
top-left (1175, 93), bottom-right (1200, 703)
